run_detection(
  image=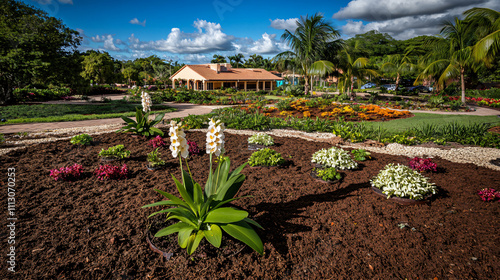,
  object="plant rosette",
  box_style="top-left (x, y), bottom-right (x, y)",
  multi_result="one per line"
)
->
top-left (311, 147), bottom-right (358, 170)
top-left (310, 167), bottom-right (343, 184)
top-left (98, 145), bottom-right (131, 161)
top-left (248, 148), bottom-right (285, 167)
top-left (370, 163), bottom-right (437, 205)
